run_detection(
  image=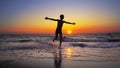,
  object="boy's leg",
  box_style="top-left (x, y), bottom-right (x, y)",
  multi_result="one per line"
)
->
top-left (53, 32), bottom-right (58, 42)
top-left (59, 33), bottom-right (63, 48)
